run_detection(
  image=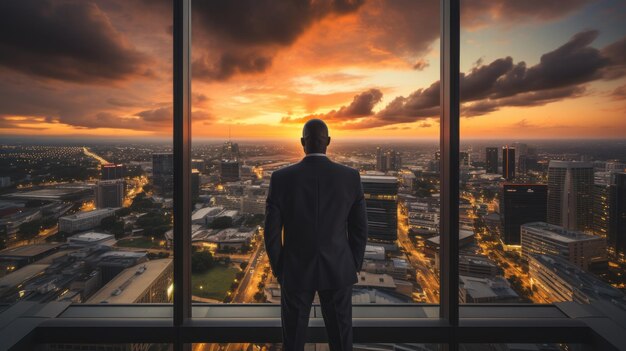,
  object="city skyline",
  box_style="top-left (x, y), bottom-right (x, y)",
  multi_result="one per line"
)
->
top-left (0, 0), bottom-right (625, 140)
